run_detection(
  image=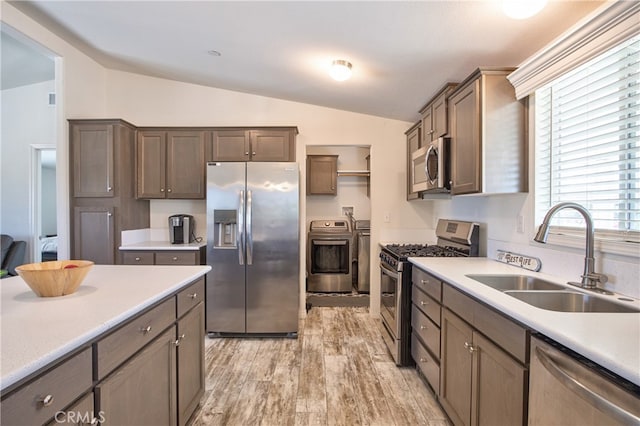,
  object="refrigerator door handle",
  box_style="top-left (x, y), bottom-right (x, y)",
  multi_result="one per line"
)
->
top-left (246, 190), bottom-right (253, 265)
top-left (238, 190), bottom-right (245, 265)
